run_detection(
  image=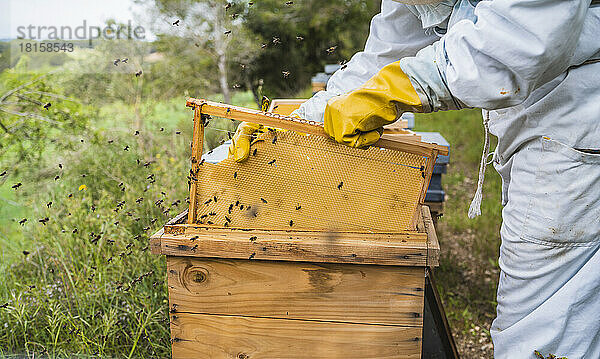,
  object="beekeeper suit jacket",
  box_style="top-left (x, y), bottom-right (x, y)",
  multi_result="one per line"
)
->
top-left (294, 1), bottom-right (600, 358)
